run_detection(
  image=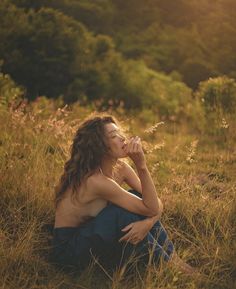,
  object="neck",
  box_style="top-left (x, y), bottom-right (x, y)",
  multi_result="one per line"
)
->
top-left (100, 155), bottom-right (118, 178)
